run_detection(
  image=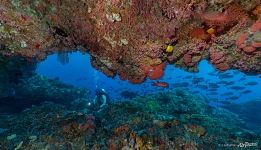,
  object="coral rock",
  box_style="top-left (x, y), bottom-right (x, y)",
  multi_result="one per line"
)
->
top-left (183, 54), bottom-right (192, 66)
top-left (0, 0), bottom-right (260, 83)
